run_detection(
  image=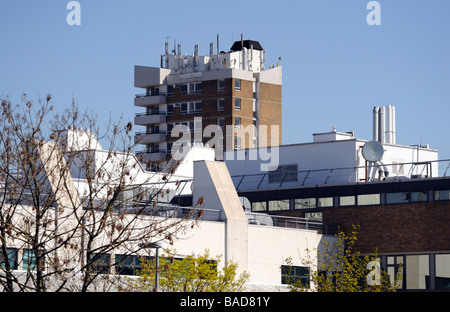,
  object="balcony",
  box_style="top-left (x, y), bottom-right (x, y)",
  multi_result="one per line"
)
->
top-left (134, 93), bottom-right (166, 107)
top-left (136, 150), bottom-right (167, 162)
top-left (134, 112), bottom-right (166, 125)
top-left (134, 131), bottom-right (167, 145)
